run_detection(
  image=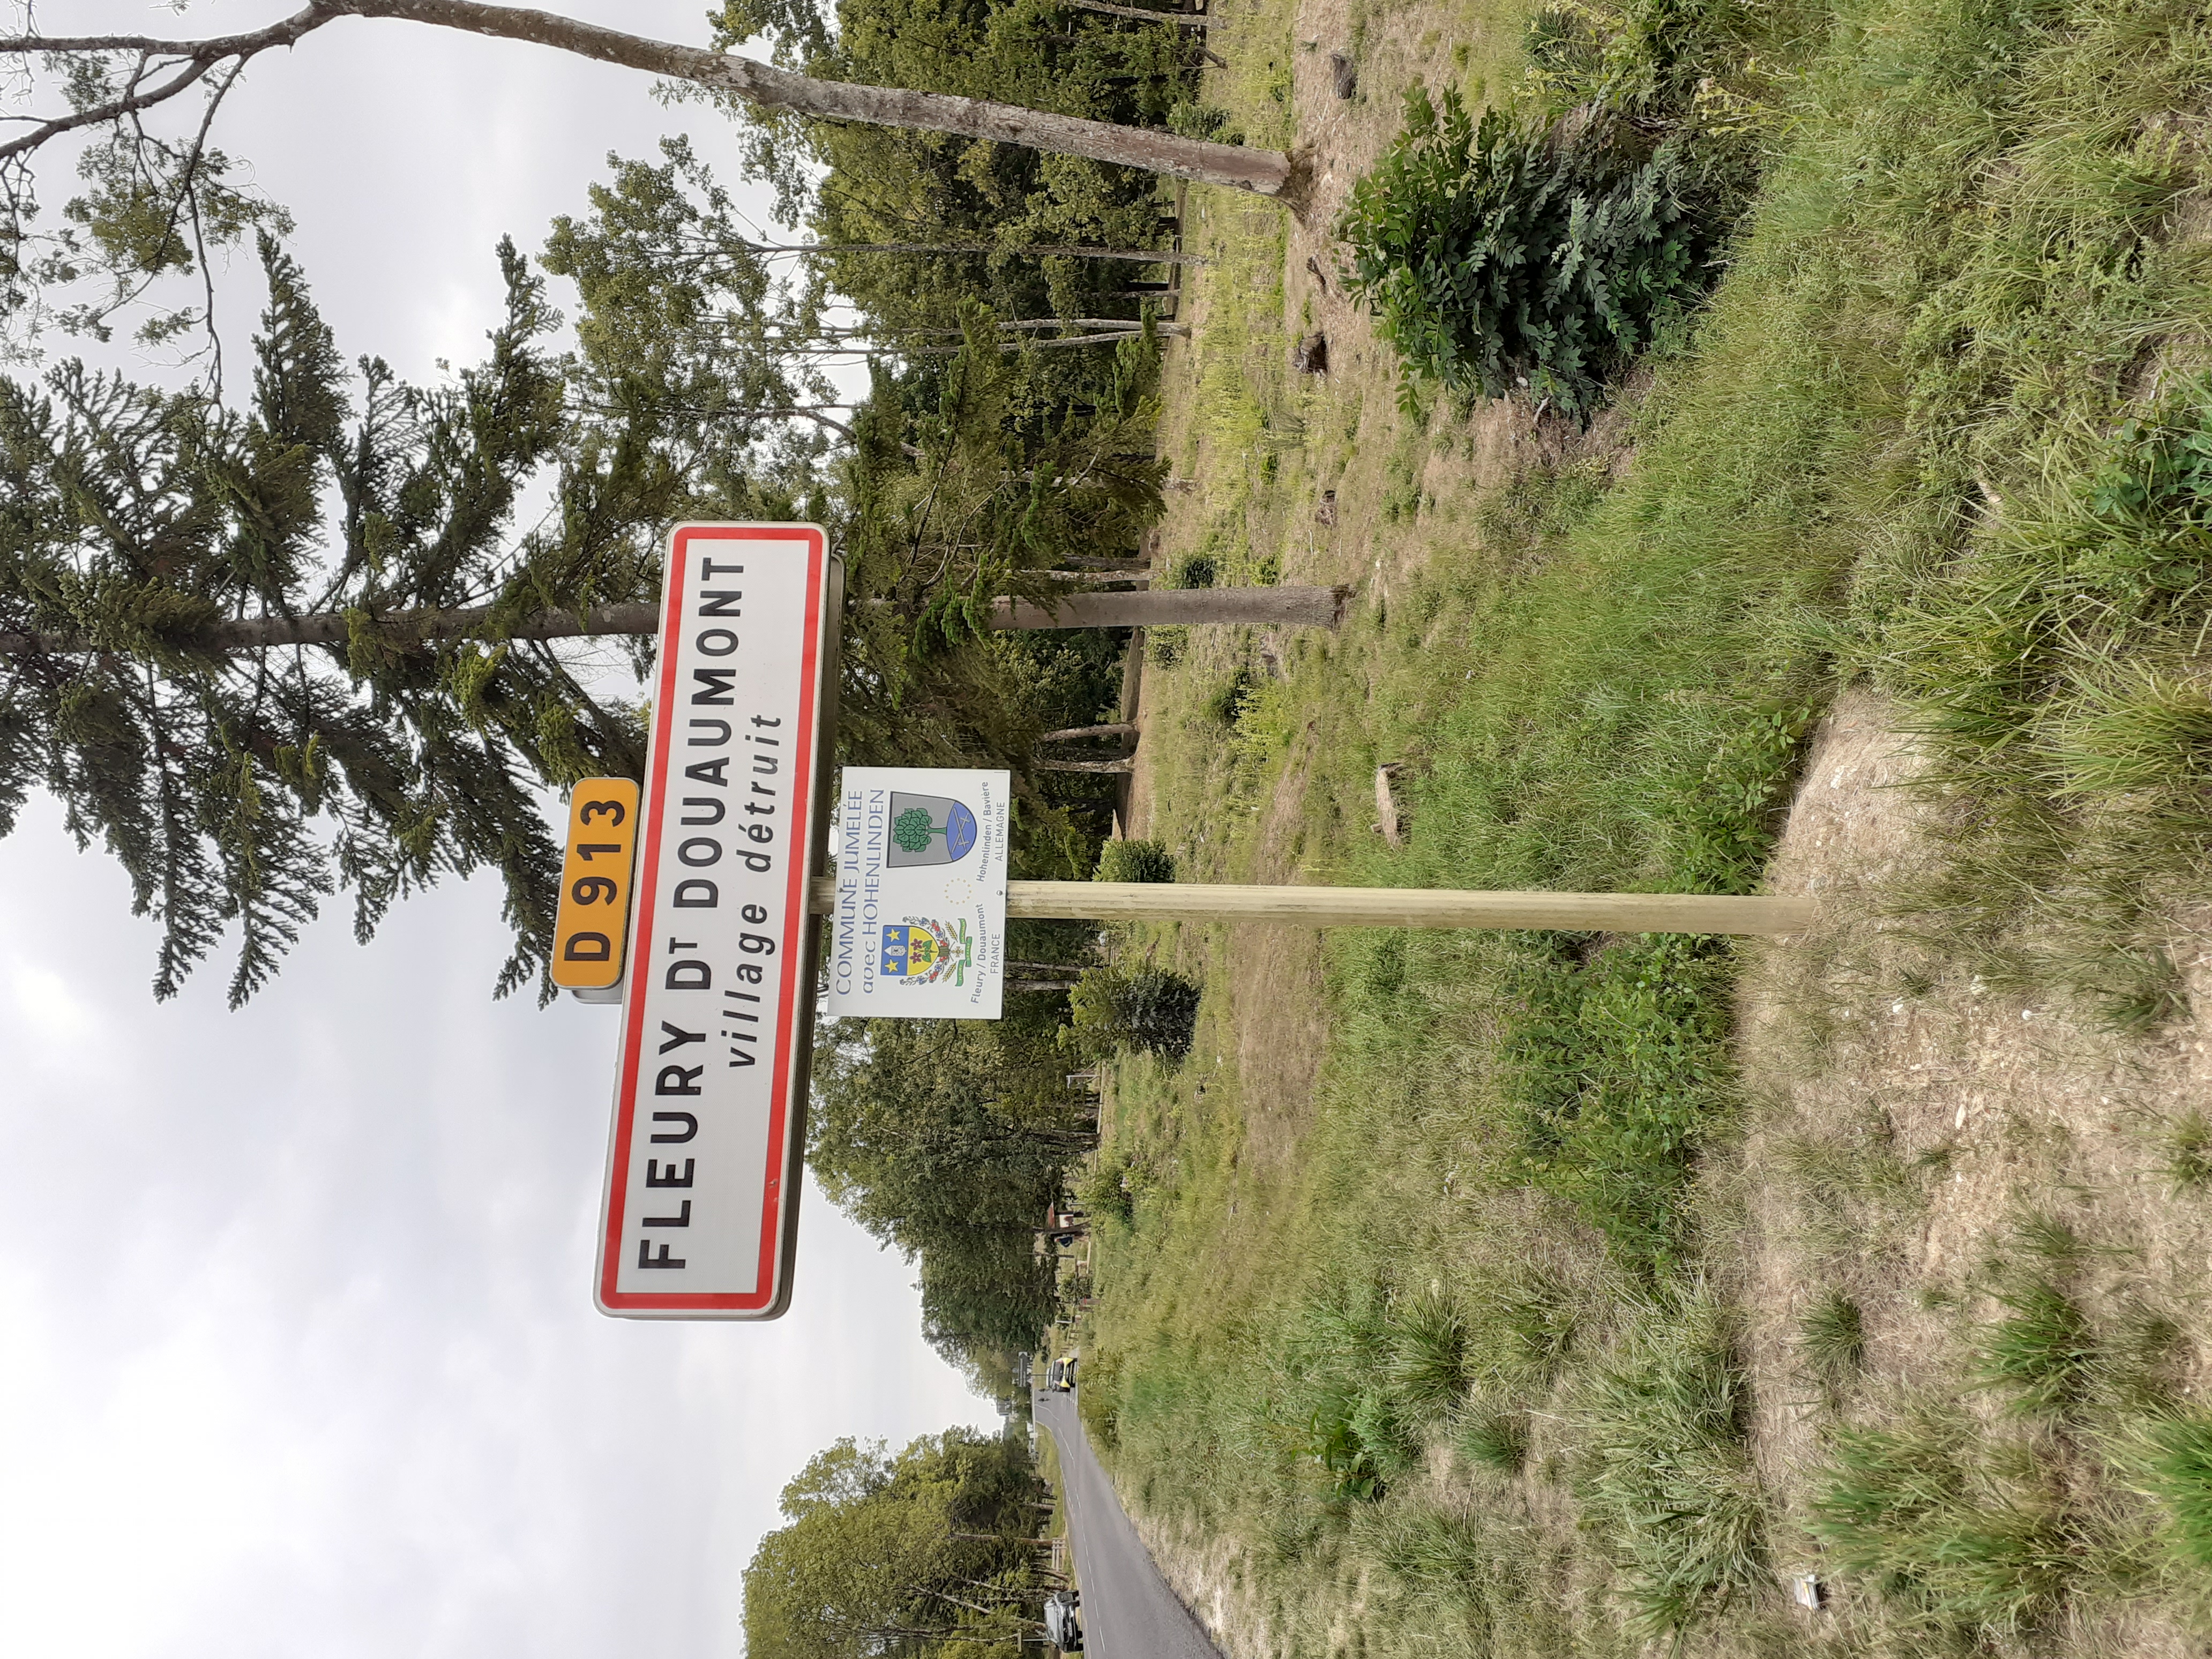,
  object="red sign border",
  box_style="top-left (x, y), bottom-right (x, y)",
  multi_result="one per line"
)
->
top-left (596, 524), bottom-right (831, 1318)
